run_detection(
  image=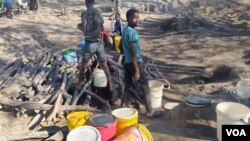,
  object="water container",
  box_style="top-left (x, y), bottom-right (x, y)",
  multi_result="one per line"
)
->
top-left (79, 40), bottom-right (85, 48)
top-left (113, 124), bottom-right (153, 141)
top-left (114, 36), bottom-right (122, 53)
top-left (66, 111), bottom-right (93, 131)
top-left (148, 80), bottom-right (164, 109)
top-left (216, 102), bottom-right (250, 141)
top-left (0, 0), bottom-right (3, 10)
top-left (112, 108), bottom-right (138, 135)
top-left (67, 126), bottom-right (101, 141)
top-left (63, 49), bottom-right (77, 63)
top-left (89, 113), bottom-right (117, 141)
top-left (94, 68), bottom-right (107, 87)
